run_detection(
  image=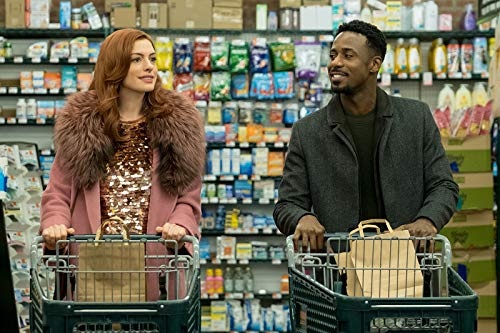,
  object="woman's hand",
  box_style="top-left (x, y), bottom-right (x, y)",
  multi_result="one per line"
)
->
top-left (155, 223), bottom-right (187, 249)
top-left (41, 224), bottom-right (75, 250)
